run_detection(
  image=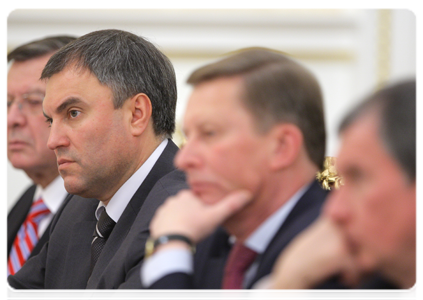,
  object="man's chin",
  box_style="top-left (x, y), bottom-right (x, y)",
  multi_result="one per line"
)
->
top-left (63, 179), bottom-right (87, 197)
top-left (195, 190), bottom-right (229, 205)
top-left (350, 250), bottom-right (378, 274)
